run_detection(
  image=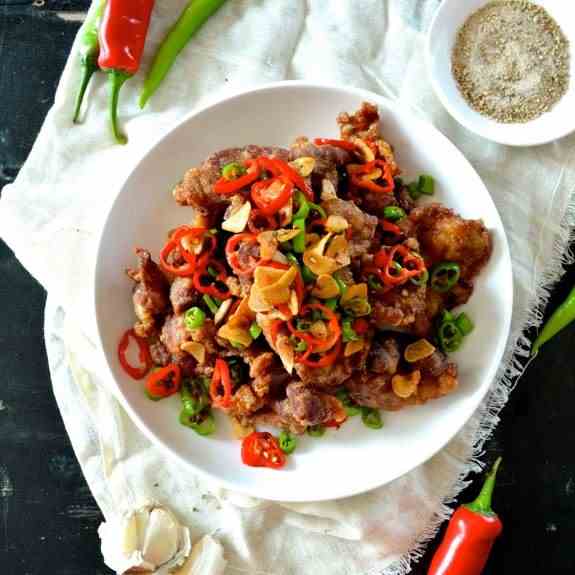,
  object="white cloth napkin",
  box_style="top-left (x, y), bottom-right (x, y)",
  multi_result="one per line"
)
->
top-left (2, 1), bottom-right (575, 573)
